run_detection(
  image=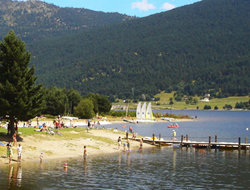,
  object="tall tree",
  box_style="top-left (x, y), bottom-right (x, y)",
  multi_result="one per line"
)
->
top-left (67, 88), bottom-right (81, 115)
top-left (74, 99), bottom-right (95, 119)
top-left (0, 30), bottom-right (43, 135)
top-left (43, 86), bottom-right (68, 116)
